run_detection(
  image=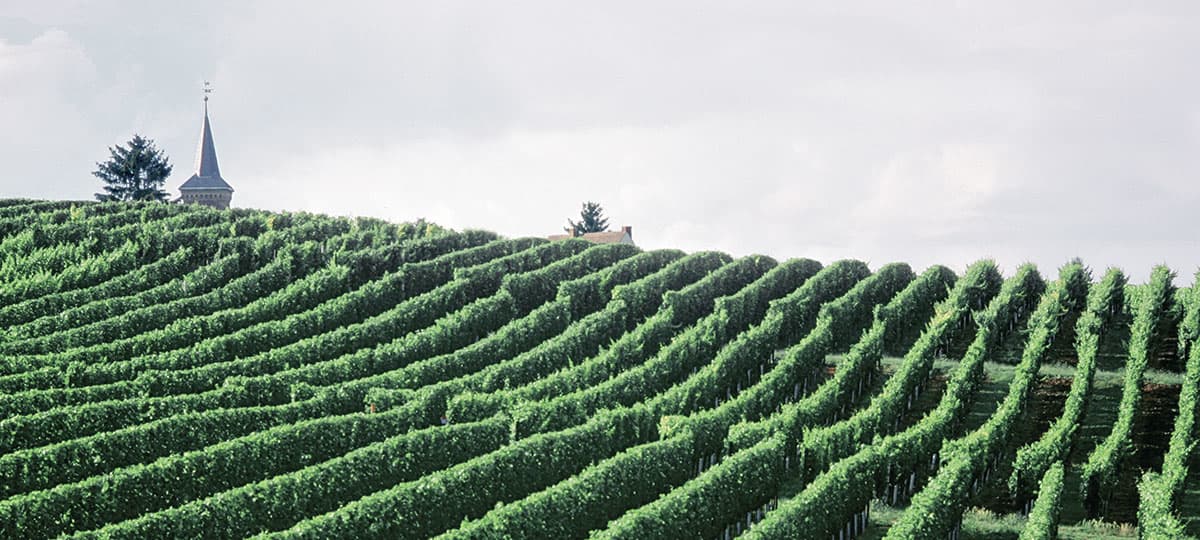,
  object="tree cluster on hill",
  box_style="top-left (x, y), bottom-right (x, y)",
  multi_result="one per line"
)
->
top-left (93, 135), bottom-right (172, 203)
top-left (565, 201), bottom-right (609, 236)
